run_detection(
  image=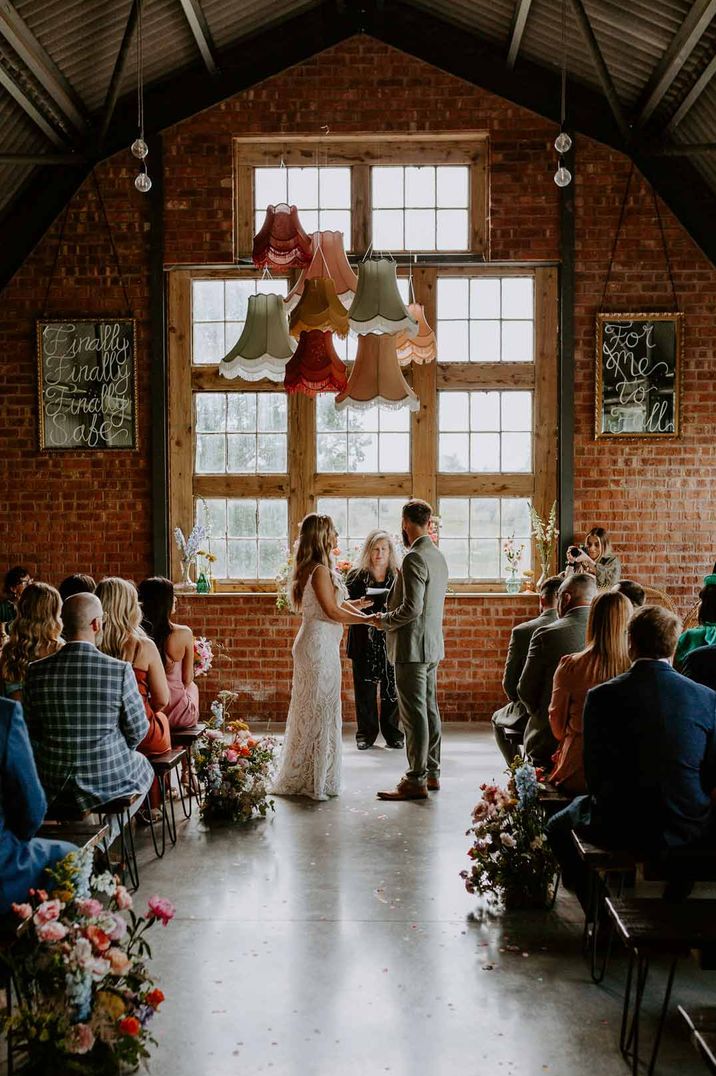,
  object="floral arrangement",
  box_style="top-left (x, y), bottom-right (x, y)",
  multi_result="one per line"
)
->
top-left (193, 635), bottom-right (213, 677)
top-left (195, 691), bottom-right (278, 823)
top-left (1, 850), bottom-right (174, 1075)
top-left (529, 500), bottom-right (559, 581)
top-left (174, 521), bottom-right (209, 587)
top-left (503, 534), bottom-right (525, 576)
top-left (460, 761), bottom-right (557, 909)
